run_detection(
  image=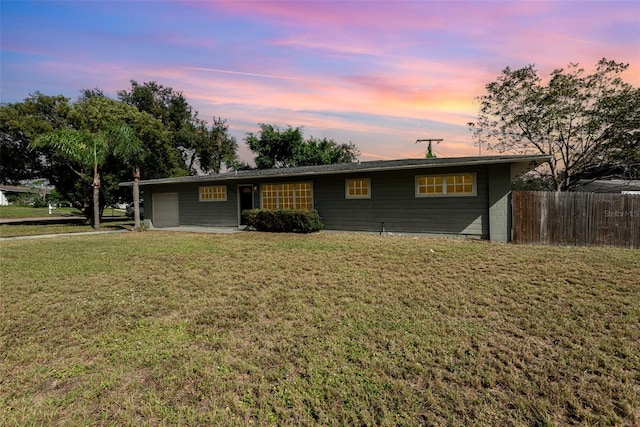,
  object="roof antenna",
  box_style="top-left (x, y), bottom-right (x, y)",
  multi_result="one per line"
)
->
top-left (416, 138), bottom-right (443, 158)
